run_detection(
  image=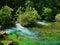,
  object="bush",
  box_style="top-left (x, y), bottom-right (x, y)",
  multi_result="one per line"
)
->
top-left (0, 5), bottom-right (13, 25)
top-left (16, 6), bottom-right (41, 26)
top-left (42, 7), bottom-right (52, 21)
top-left (55, 14), bottom-right (60, 22)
